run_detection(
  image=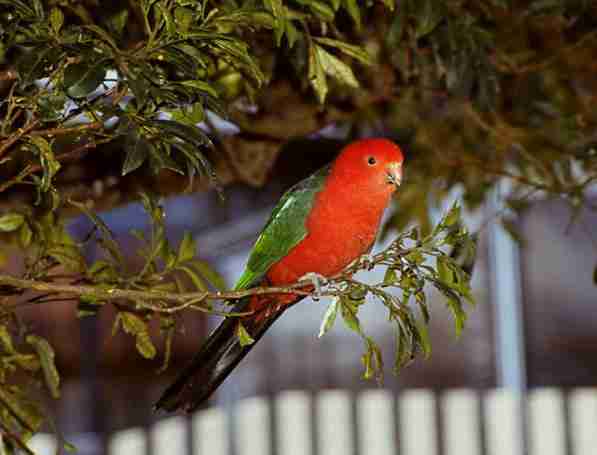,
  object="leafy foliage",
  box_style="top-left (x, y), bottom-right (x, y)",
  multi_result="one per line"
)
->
top-left (0, 0), bottom-right (596, 450)
top-left (317, 204), bottom-right (474, 380)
